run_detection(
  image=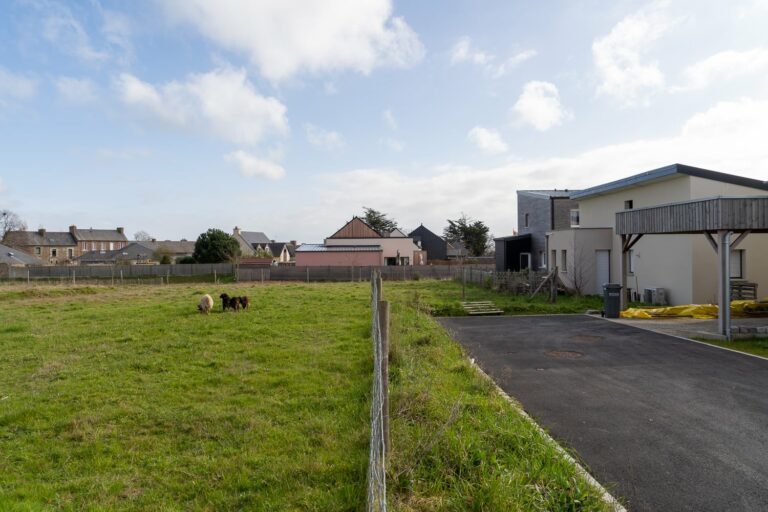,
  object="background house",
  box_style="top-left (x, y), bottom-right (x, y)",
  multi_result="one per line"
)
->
top-left (409, 224), bottom-right (448, 261)
top-left (2, 228), bottom-right (77, 264)
top-left (78, 240), bottom-right (196, 264)
top-left (549, 164), bottom-right (768, 303)
top-left (70, 226), bottom-right (128, 254)
top-left (0, 242), bottom-right (45, 266)
top-left (296, 217), bottom-right (424, 267)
